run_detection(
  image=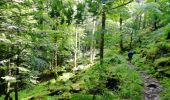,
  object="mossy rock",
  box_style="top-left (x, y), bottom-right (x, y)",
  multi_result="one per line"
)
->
top-left (146, 45), bottom-right (158, 60)
top-left (155, 57), bottom-right (170, 67)
top-left (158, 66), bottom-right (170, 75)
top-left (155, 57), bottom-right (170, 76)
top-left (48, 85), bottom-right (71, 96)
top-left (70, 80), bottom-right (85, 93)
top-left (157, 66), bottom-right (170, 77)
top-left (157, 41), bottom-right (170, 53)
top-left (164, 69), bottom-right (170, 75)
